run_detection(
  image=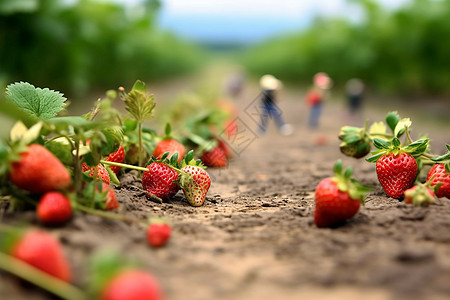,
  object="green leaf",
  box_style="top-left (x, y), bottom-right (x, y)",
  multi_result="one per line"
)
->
top-left (394, 118), bottom-right (411, 137)
top-left (385, 111), bottom-right (400, 133)
top-left (373, 138), bottom-right (391, 150)
top-left (368, 121), bottom-right (387, 136)
top-left (366, 153), bottom-right (383, 163)
top-left (6, 82), bottom-right (66, 120)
